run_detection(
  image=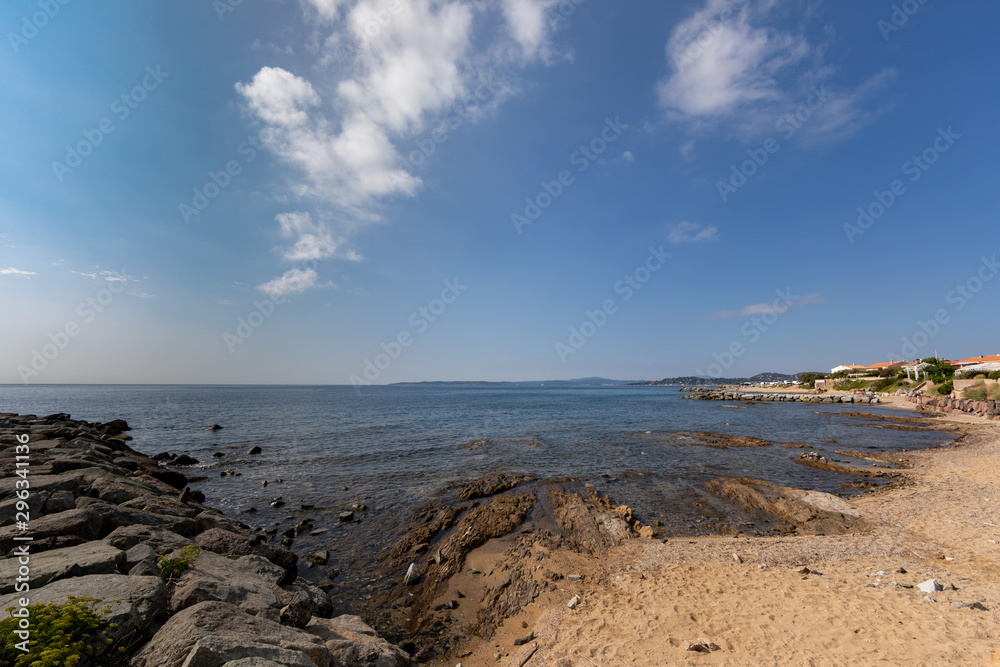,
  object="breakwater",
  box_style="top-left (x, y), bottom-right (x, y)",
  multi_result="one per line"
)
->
top-left (906, 394), bottom-right (1000, 421)
top-left (681, 388), bottom-right (881, 404)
